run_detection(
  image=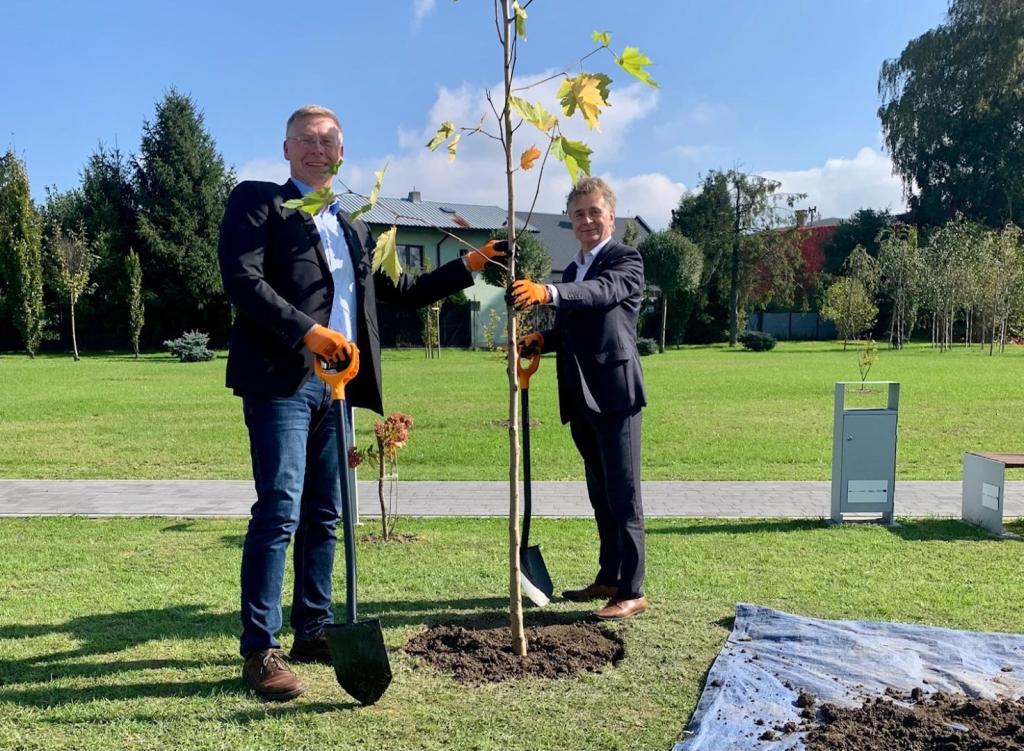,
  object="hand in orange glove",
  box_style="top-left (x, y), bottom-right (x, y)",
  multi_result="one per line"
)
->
top-left (509, 279), bottom-right (551, 309)
top-left (303, 324), bottom-right (349, 360)
top-left (517, 331), bottom-right (545, 357)
top-left (466, 239), bottom-right (508, 273)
